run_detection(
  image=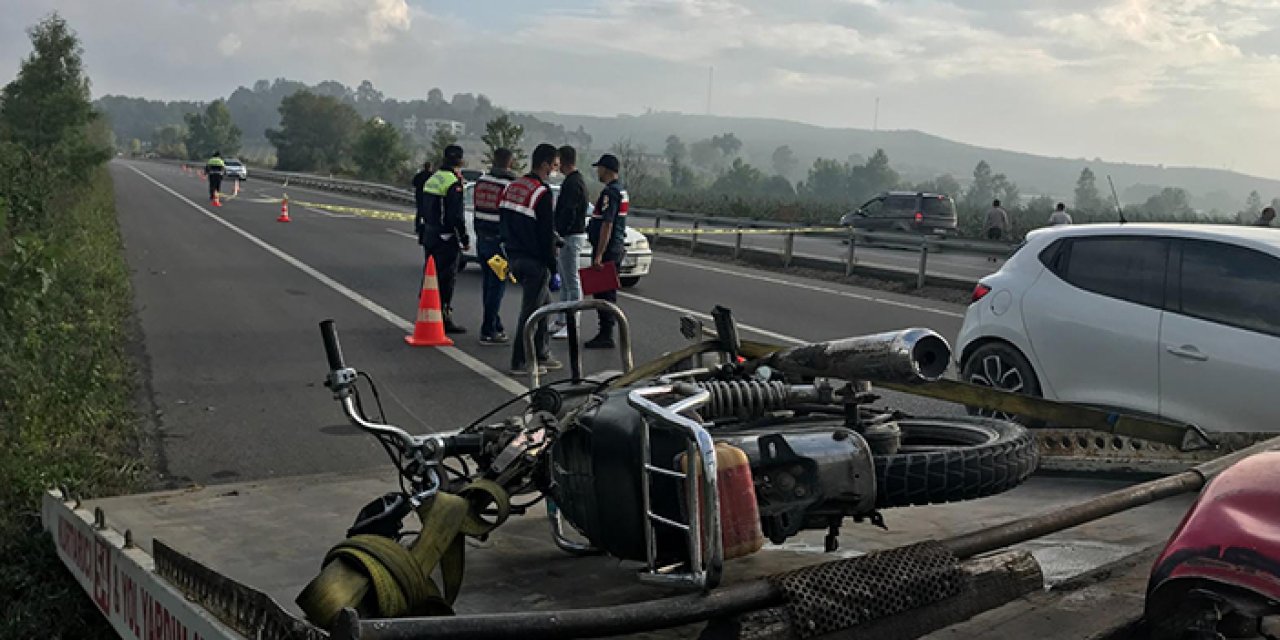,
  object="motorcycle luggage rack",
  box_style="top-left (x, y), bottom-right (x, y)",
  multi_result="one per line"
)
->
top-left (523, 299), bottom-right (635, 555)
top-left (628, 385), bottom-right (723, 590)
top-left (522, 299), bottom-right (634, 389)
